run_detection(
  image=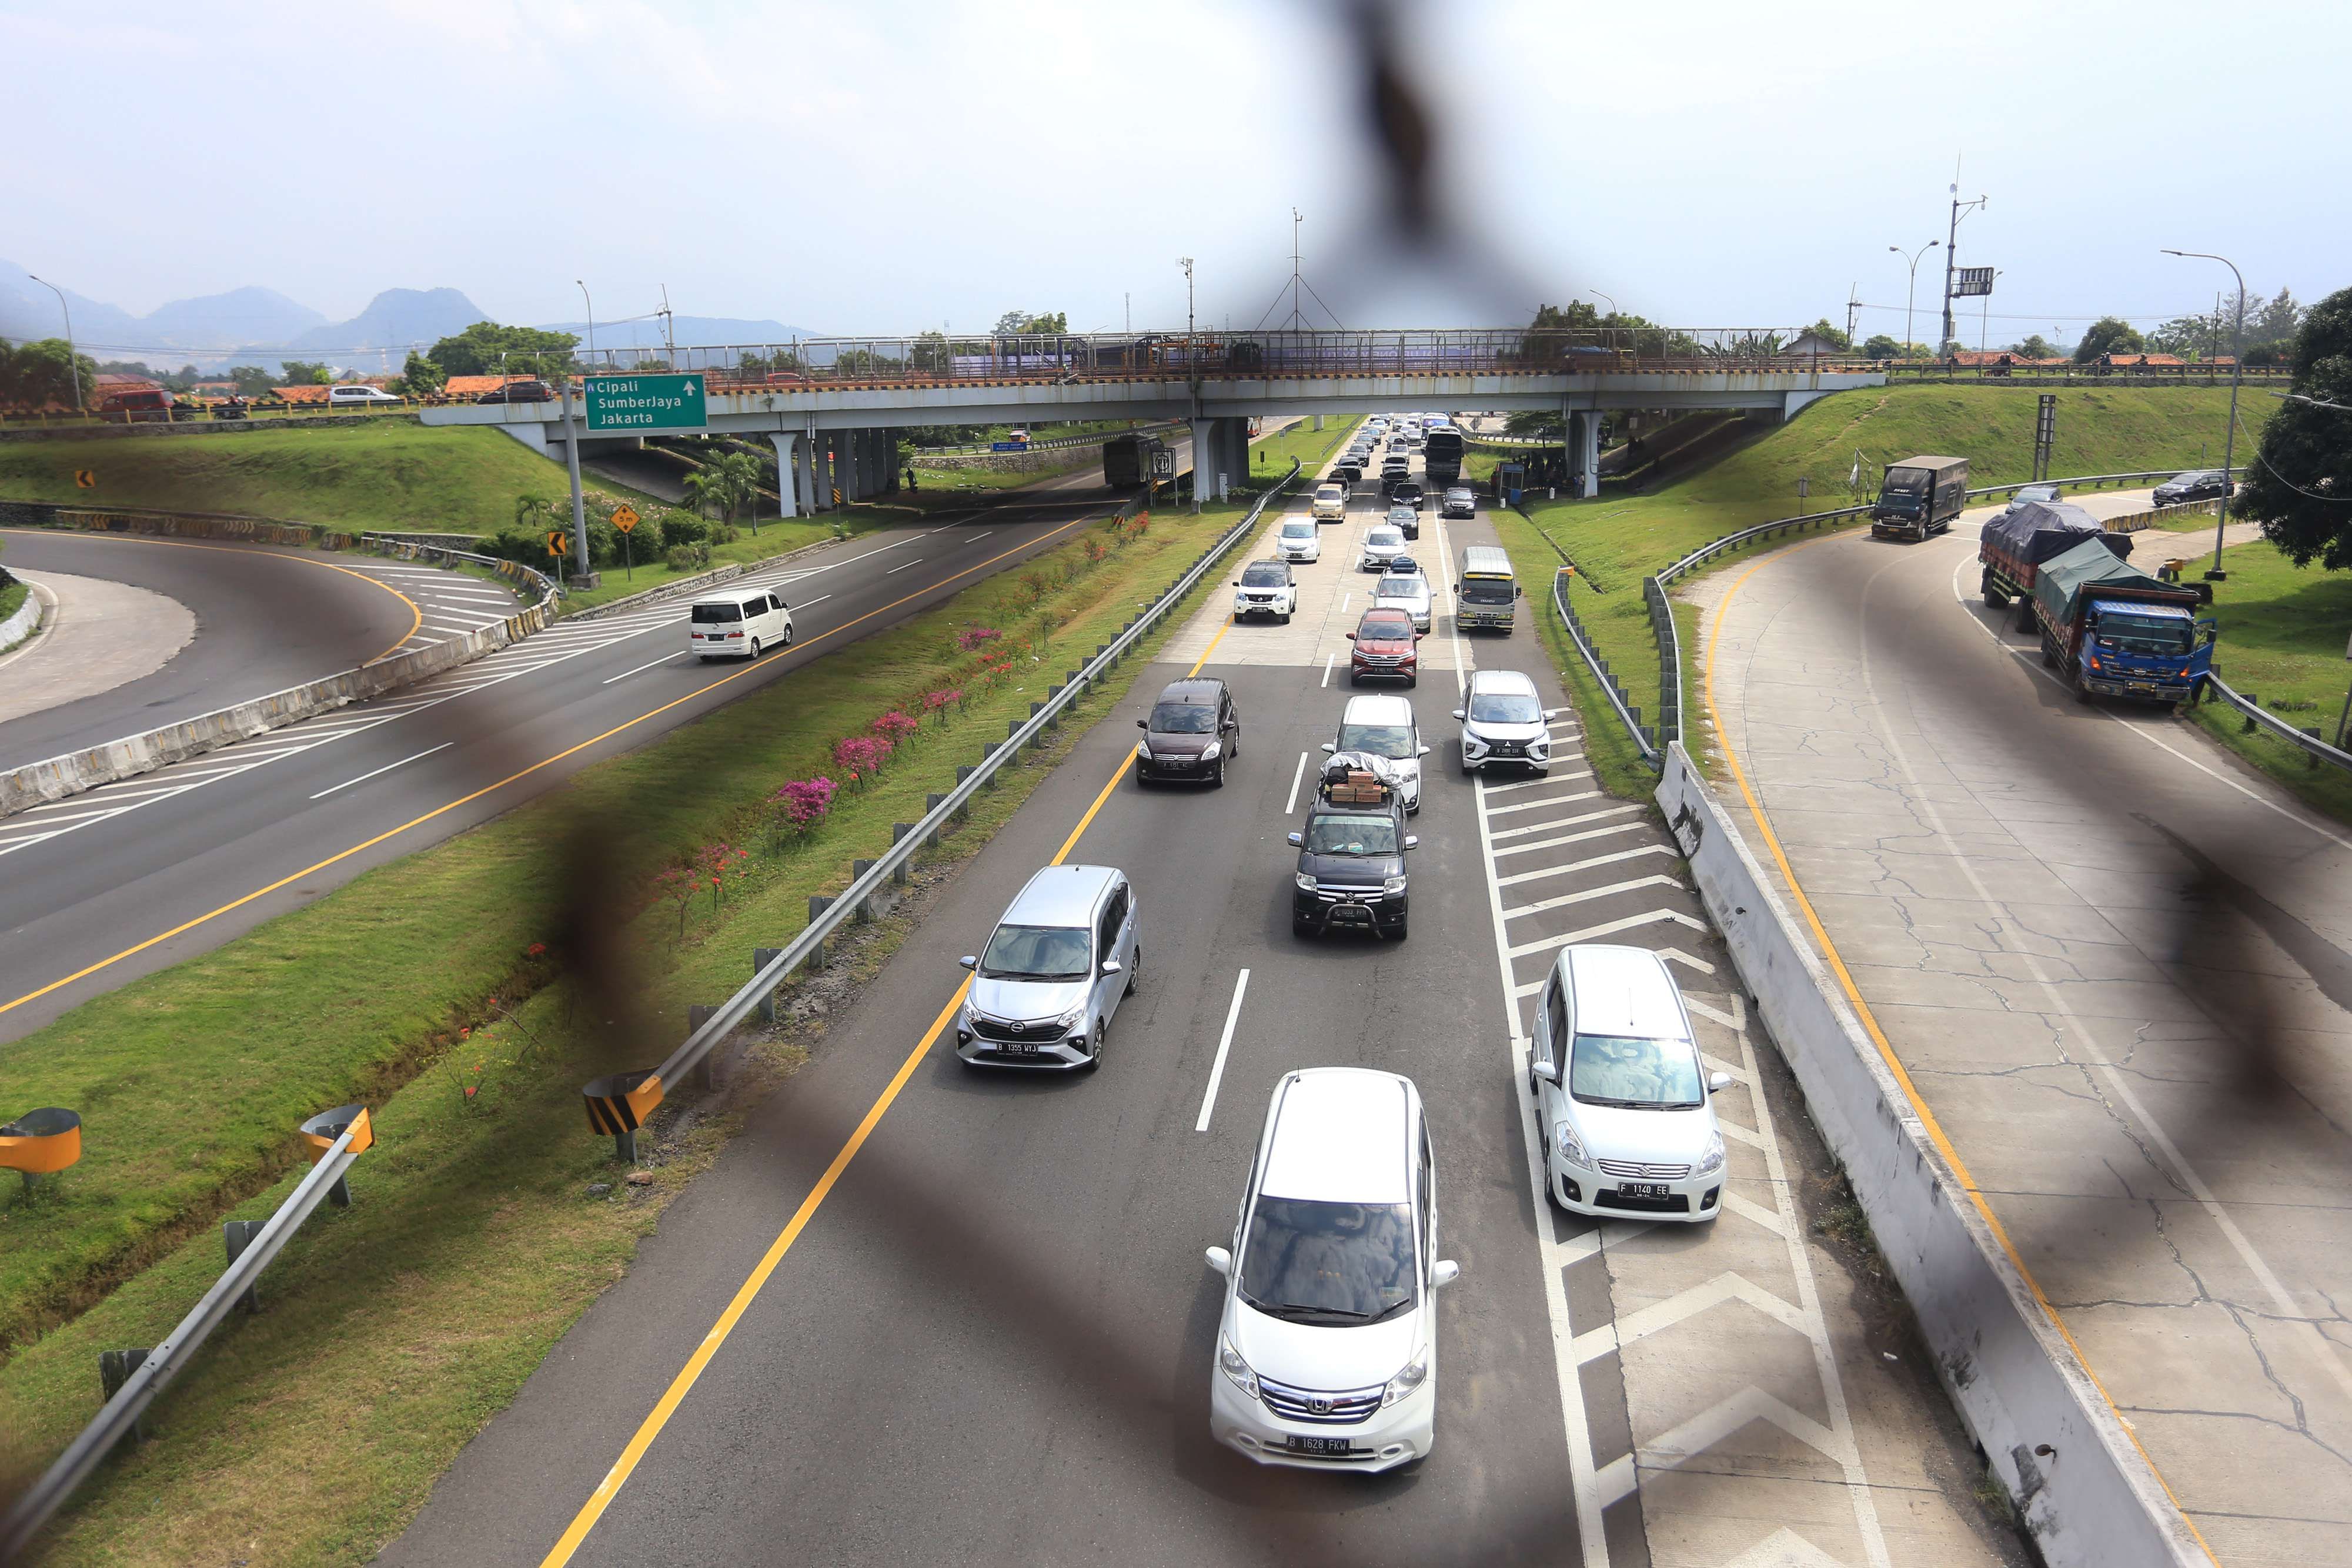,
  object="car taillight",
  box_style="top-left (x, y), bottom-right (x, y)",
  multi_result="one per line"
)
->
top-left (726, 631), bottom-right (744, 638)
